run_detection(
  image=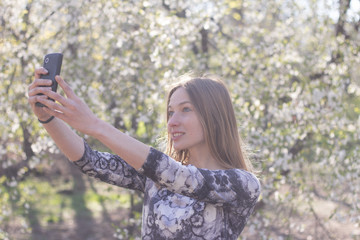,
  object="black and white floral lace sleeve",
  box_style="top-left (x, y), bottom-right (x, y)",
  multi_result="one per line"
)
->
top-left (139, 147), bottom-right (260, 206)
top-left (72, 140), bottom-right (146, 192)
